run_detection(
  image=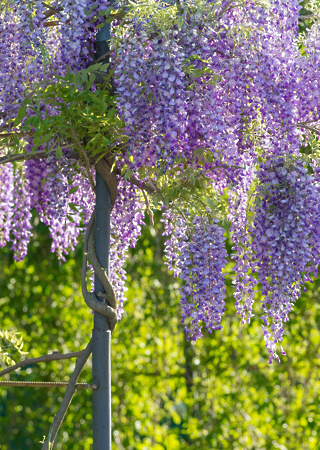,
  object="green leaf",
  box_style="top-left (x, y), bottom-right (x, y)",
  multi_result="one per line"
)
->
top-left (100, 63), bottom-right (110, 72)
top-left (11, 135), bottom-right (20, 146)
top-left (147, 92), bottom-right (153, 105)
top-left (68, 203), bottom-right (78, 212)
top-left (107, 108), bottom-right (115, 118)
top-left (13, 106), bottom-right (27, 126)
top-left (104, 6), bottom-right (114, 17)
top-left (89, 63), bottom-right (103, 72)
top-left (69, 186), bottom-right (79, 195)
top-left (56, 146), bottom-right (62, 160)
